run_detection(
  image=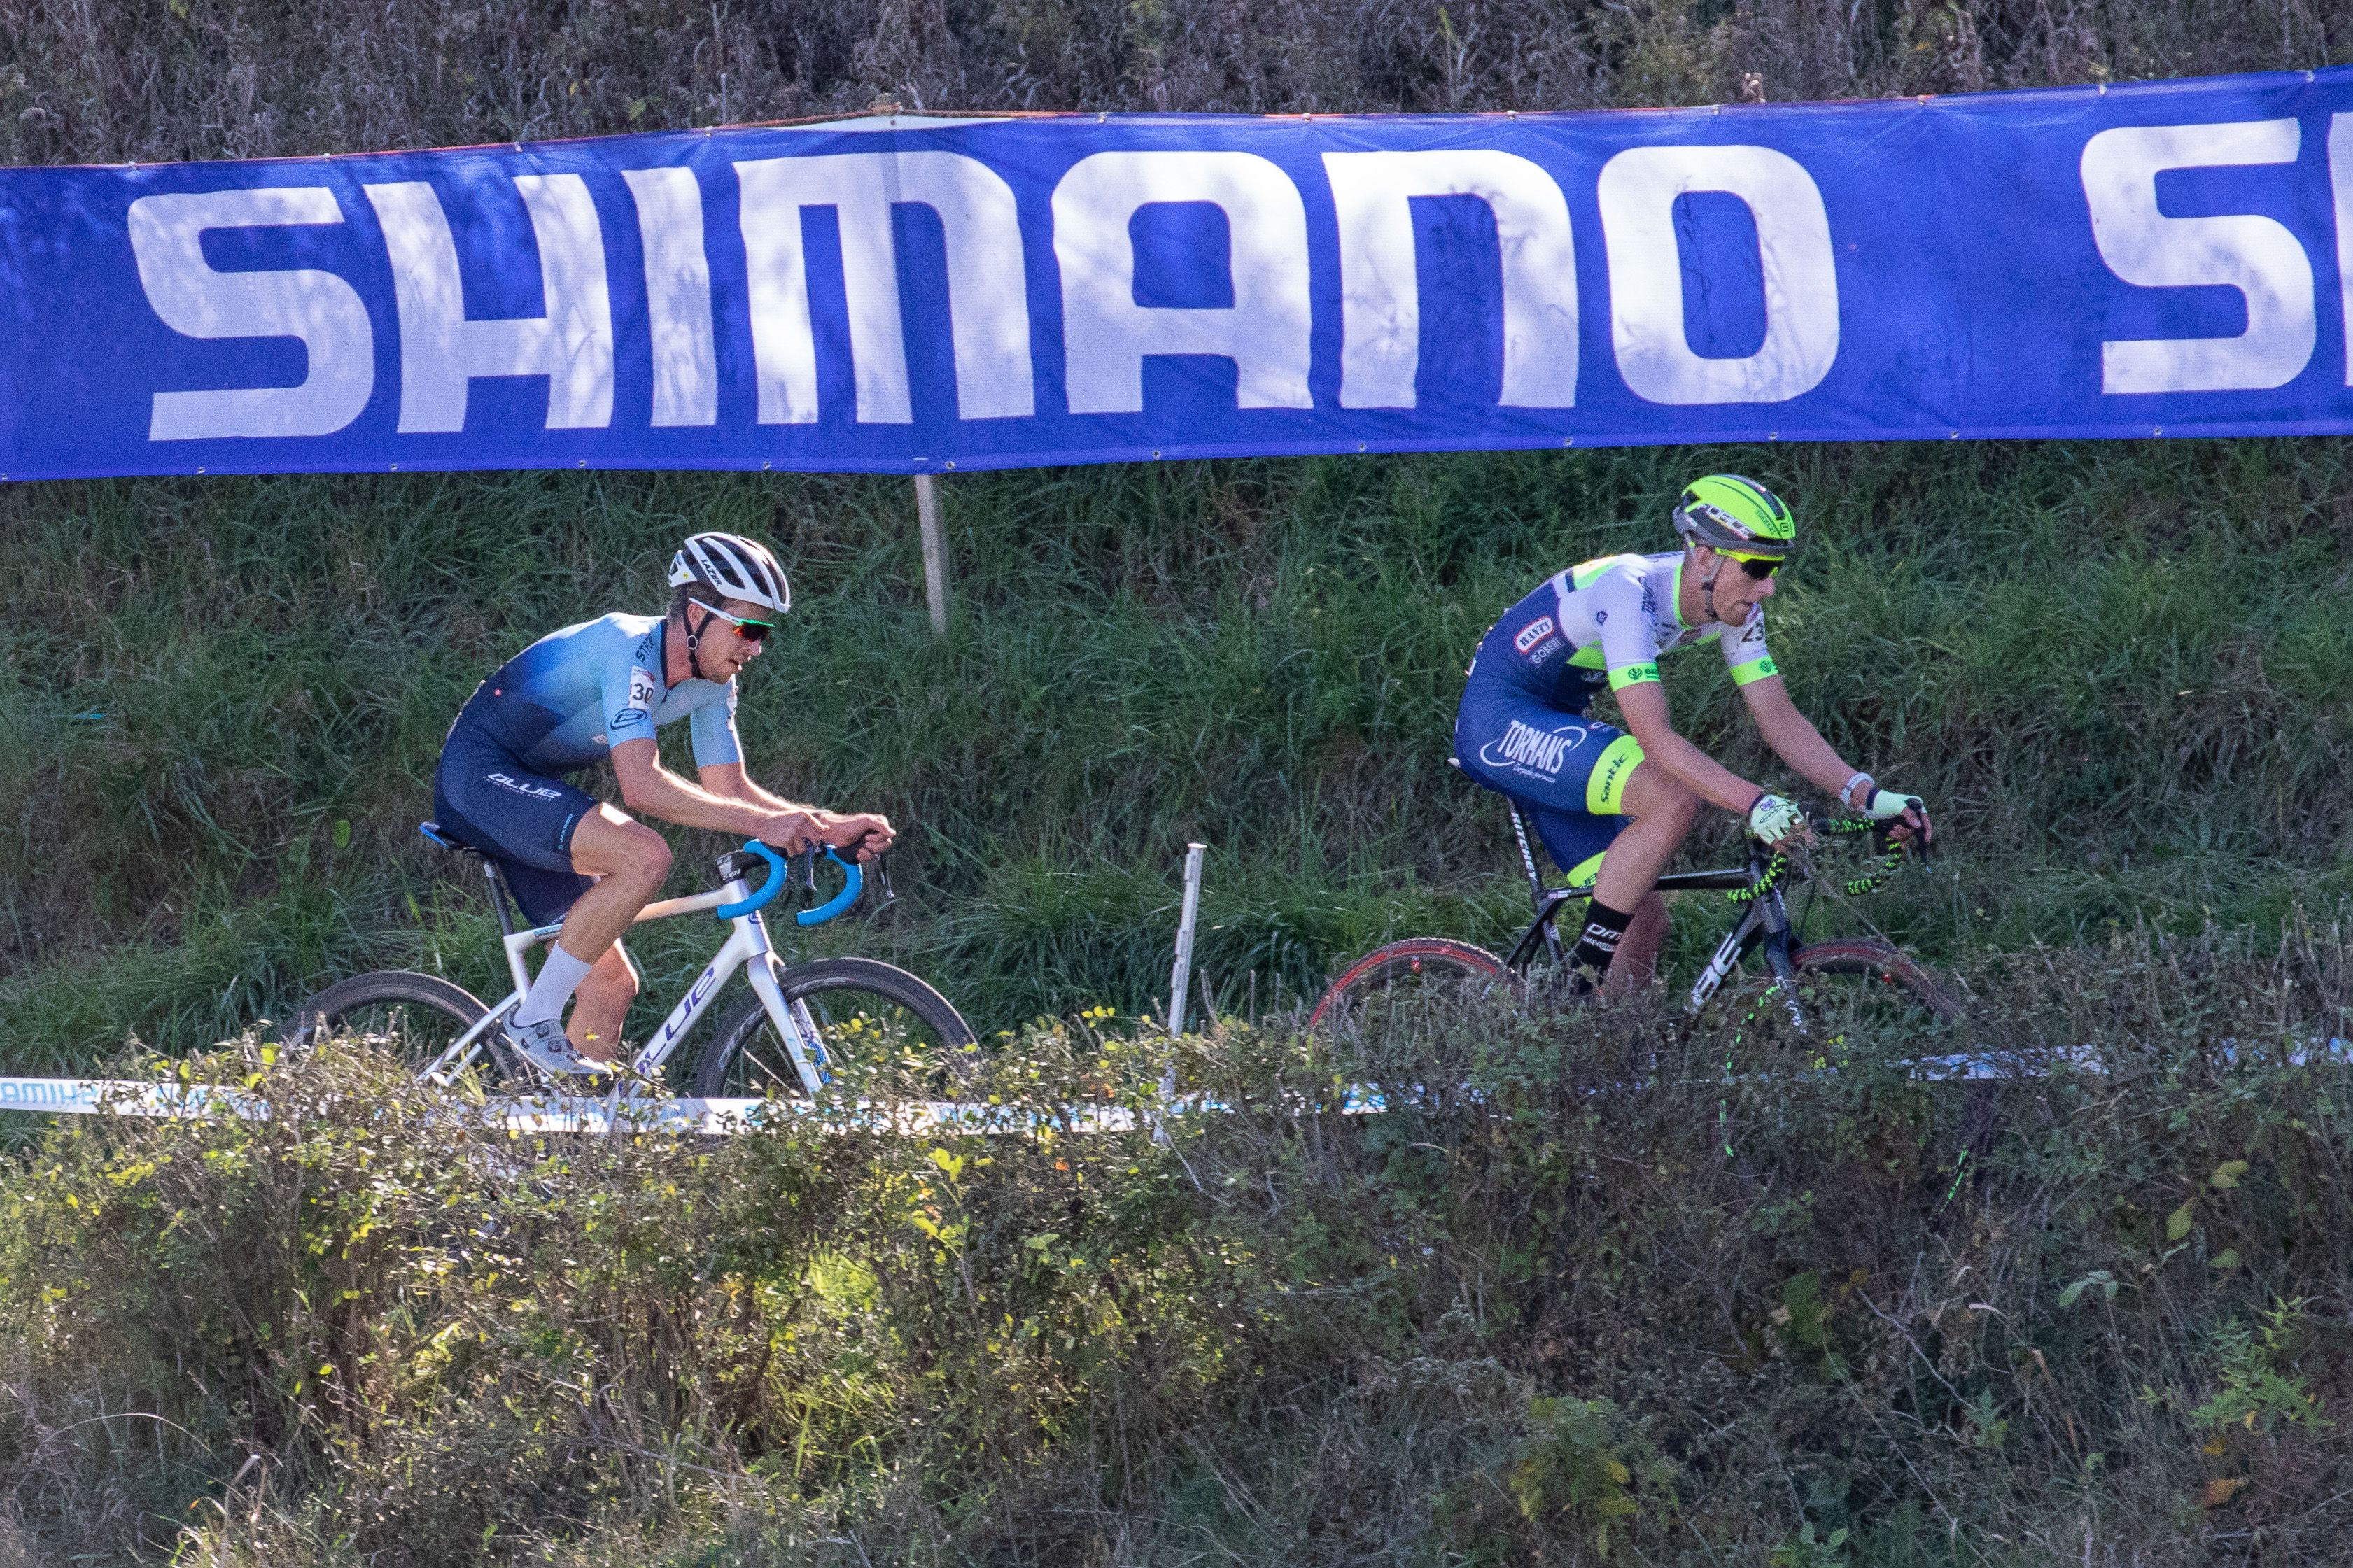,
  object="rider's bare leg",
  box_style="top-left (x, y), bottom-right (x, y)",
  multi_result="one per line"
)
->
top-left (563, 806), bottom-right (673, 949)
top-left (1611, 893), bottom-right (1671, 995)
top-left (520, 806), bottom-right (670, 1058)
top-left (1589, 763), bottom-right (1699, 994)
top-left (1592, 762), bottom-right (1700, 906)
top-left (566, 942), bottom-right (640, 1061)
